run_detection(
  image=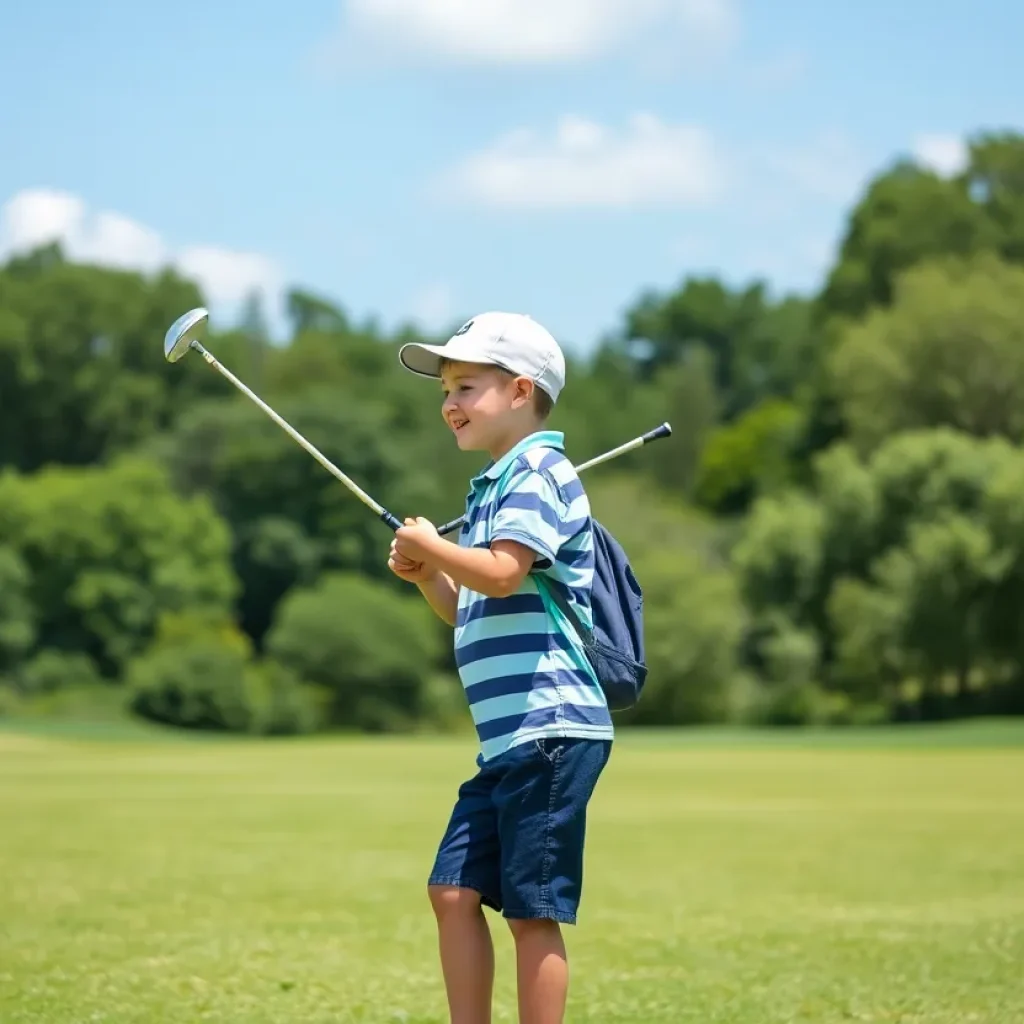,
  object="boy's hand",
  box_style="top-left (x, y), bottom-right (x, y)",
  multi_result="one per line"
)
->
top-left (388, 518), bottom-right (438, 584)
top-left (388, 548), bottom-right (436, 584)
top-left (394, 516), bottom-right (443, 564)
